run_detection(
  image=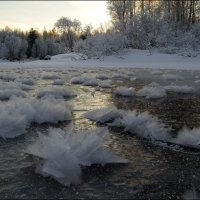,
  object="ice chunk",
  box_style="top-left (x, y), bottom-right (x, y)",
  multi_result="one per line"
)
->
top-left (70, 76), bottom-right (90, 84)
top-left (0, 89), bottom-right (27, 100)
top-left (98, 80), bottom-right (112, 88)
top-left (85, 107), bottom-right (170, 142)
top-left (84, 107), bottom-right (122, 123)
top-left (41, 73), bottom-right (60, 80)
top-left (96, 74), bottom-right (109, 80)
top-left (0, 97), bottom-right (72, 139)
top-left (164, 85), bottom-right (194, 94)
top-left (121, 111), bottom-right (170, 142)
top-left (37, 86), bottom-right (76, 99)
top-left (115, 86), bottom-right (135, 97)
top-left (53, 79), bottom-right (65, 85)
top-left (26, 127), bottom-right (128, 186)
top-left (162, 74), bottom-right (183, 80)
top-left (137, 85), bottom-right (166, 99)
top-left (0, 106), bottom-right (28, 139)
top-left (18, 78), bottom-right (35, 86)
top-left (83, 79), bottom-right (98, 87)
top-left (171, 127), bottom-right (200, 149)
